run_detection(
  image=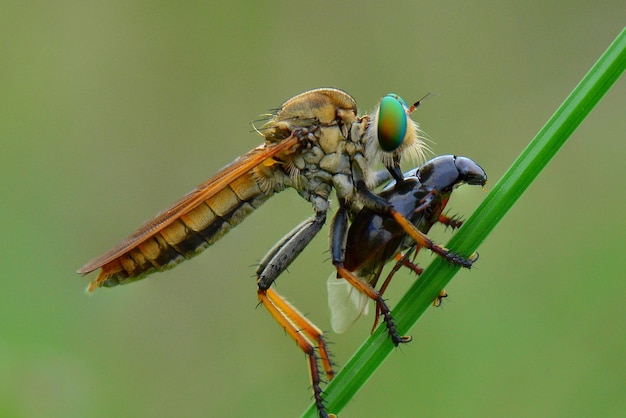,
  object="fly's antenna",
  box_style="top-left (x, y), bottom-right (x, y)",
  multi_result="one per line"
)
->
top-left (408, 93), bottom-right (433, 114)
